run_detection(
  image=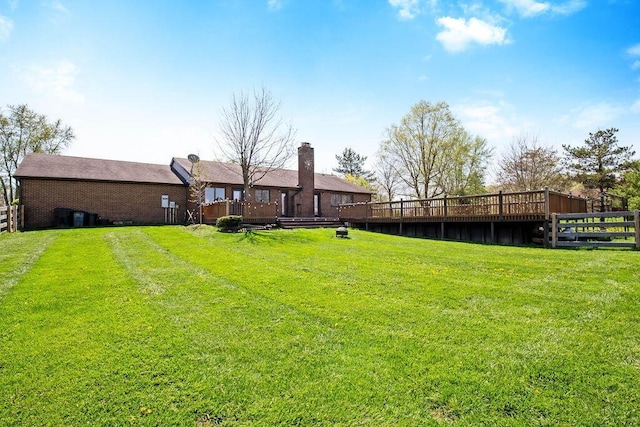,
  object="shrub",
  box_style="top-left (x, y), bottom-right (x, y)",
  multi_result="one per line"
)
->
top-left (216, 215), bottom-right (243, 232)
